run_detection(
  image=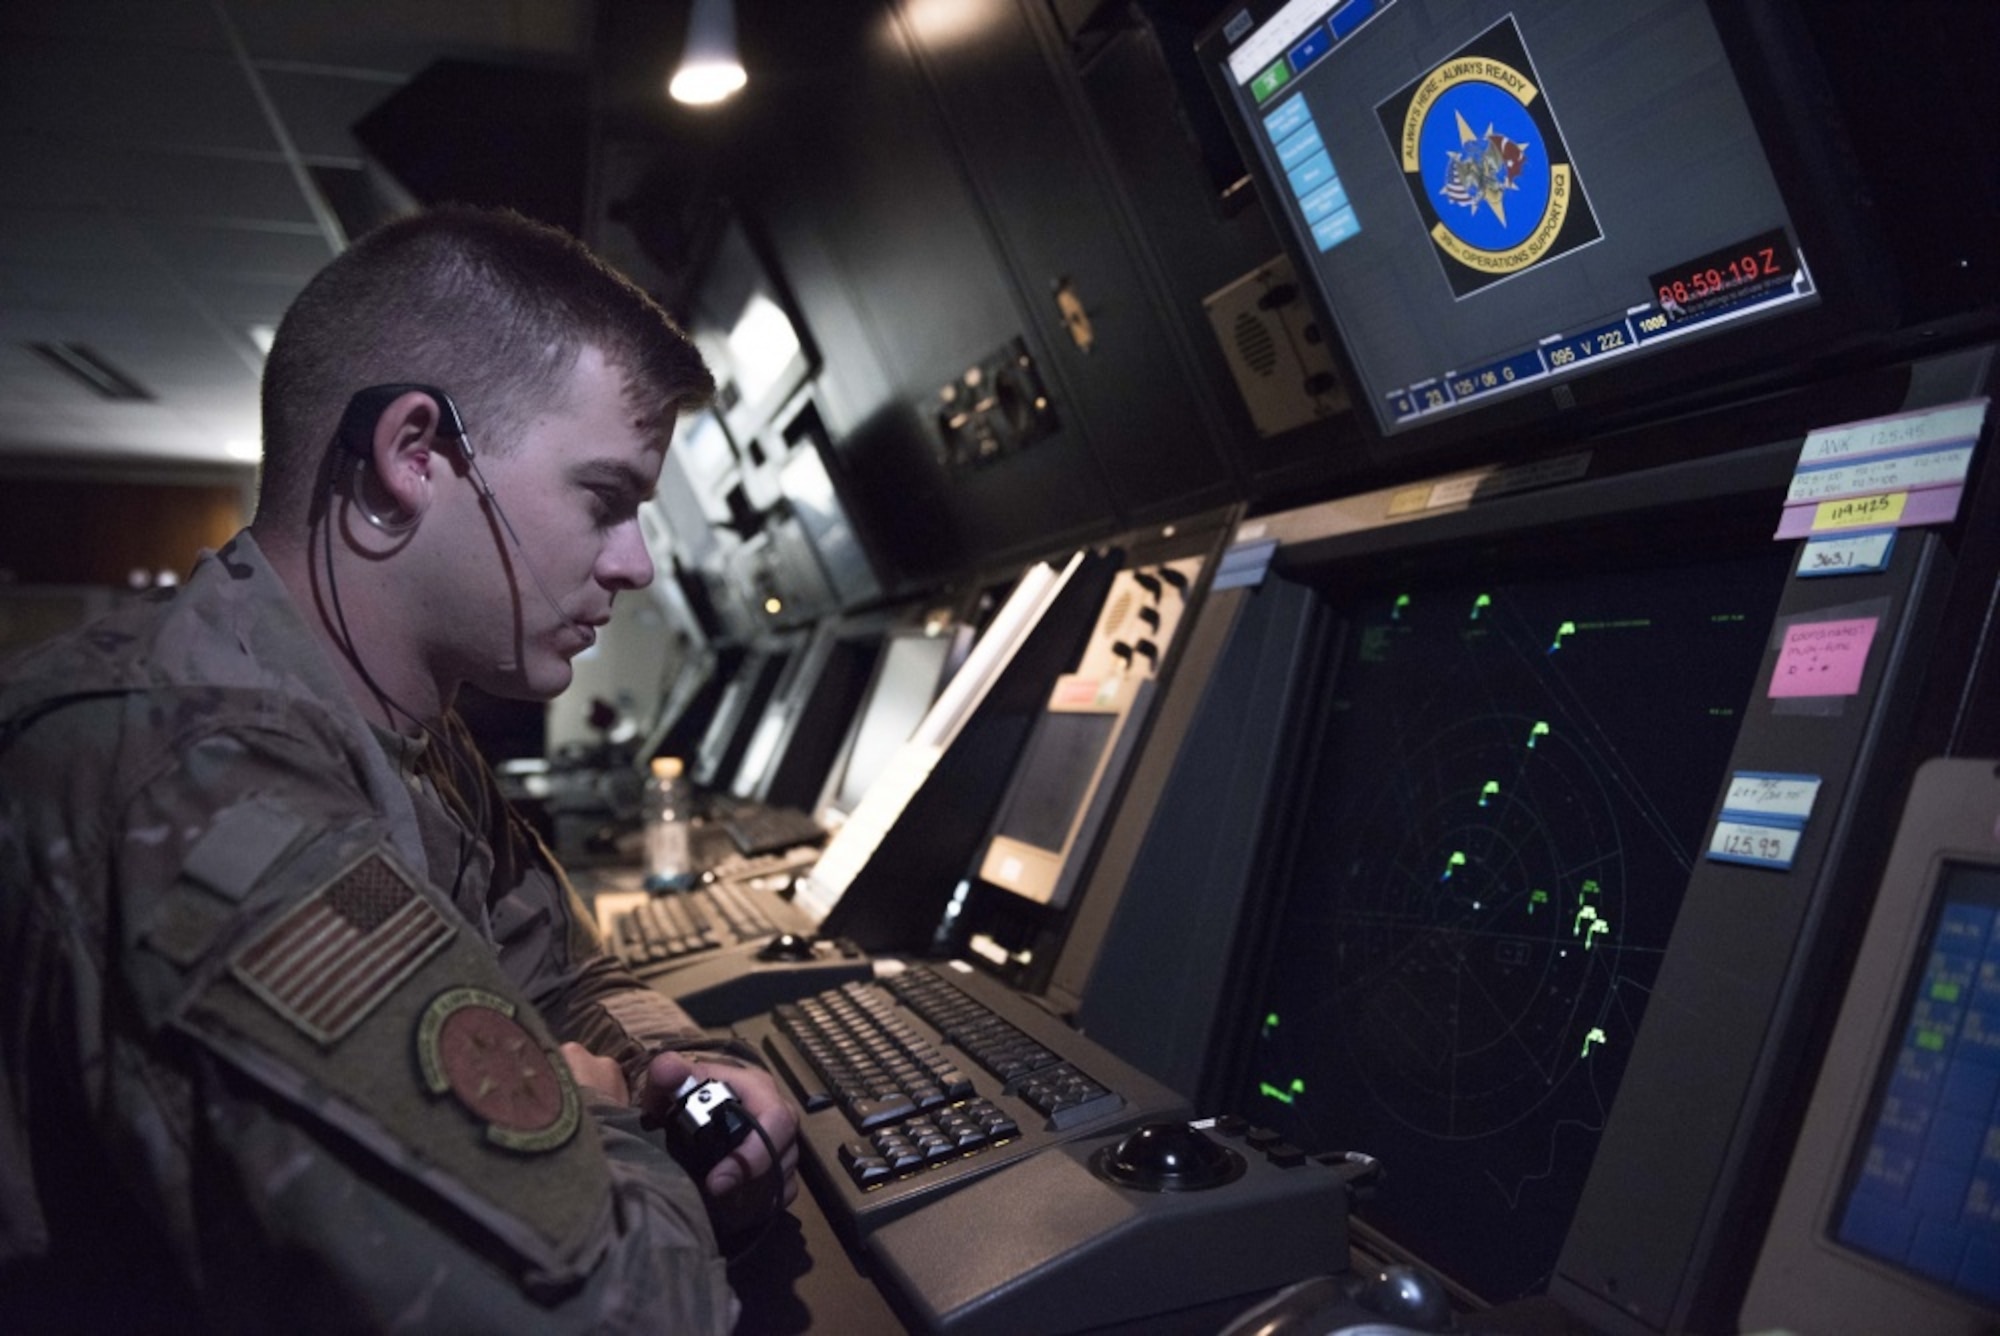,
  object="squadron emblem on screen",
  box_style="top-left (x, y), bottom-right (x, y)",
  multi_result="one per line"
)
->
top-left (1379, 16), bottom-right (1601, 298)
top-left (1441, 113), bottom-right (1527, 227)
